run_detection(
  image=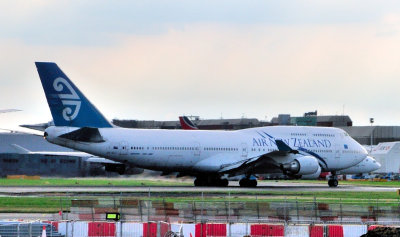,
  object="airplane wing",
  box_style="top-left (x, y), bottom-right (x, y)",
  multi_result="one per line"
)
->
top-left (196, 140), bottom-right (298, 176)
top-left (0, 109), bottom-right (21, 114)
top-left (216, 138), bottom-right (328, 178)
top-left (86, 157), bottom-right (121, 164)
top-left (218, 151), bottom-right (282, 175)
